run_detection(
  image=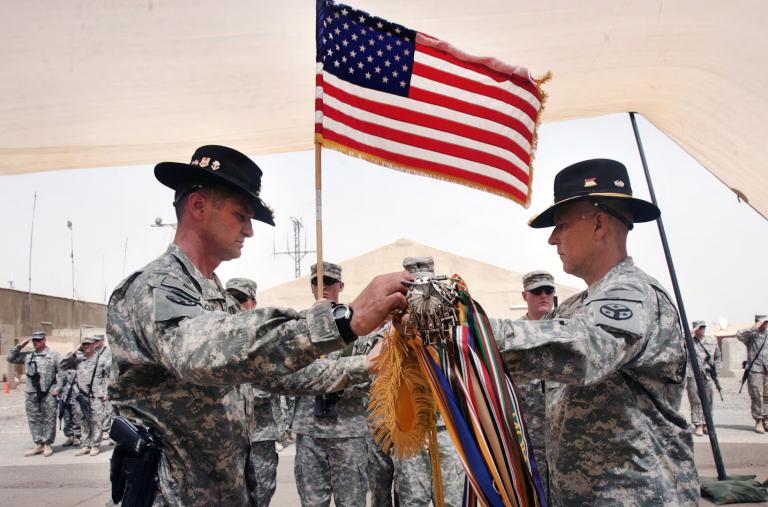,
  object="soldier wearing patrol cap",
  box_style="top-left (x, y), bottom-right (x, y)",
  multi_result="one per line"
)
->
top-left (226, 277), bottom-right (259, 310)
top-left (686, 321), bottom-right (721, 436)
top-left (107, 145), bottom-right (411, 506)
top-left (737, 314), bottom-right (768, 433)
top-left (491, 159), bottom-right (698, 505)
top-left (7, 330), bottom-right (61, 457)
top-left (226, 277), bottom-right (282, 506)
top-left (515, 270), bottom-right (557, 500)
